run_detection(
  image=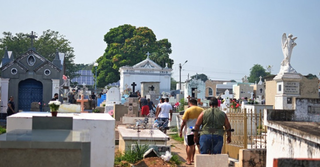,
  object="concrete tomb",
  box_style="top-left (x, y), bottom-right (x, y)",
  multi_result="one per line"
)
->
top-left (0, 116), bottom-right (90, 167)
top-left (117, 125), bottom-right (169, 154)
top-left (6, 112), bottom-right (115, 167)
